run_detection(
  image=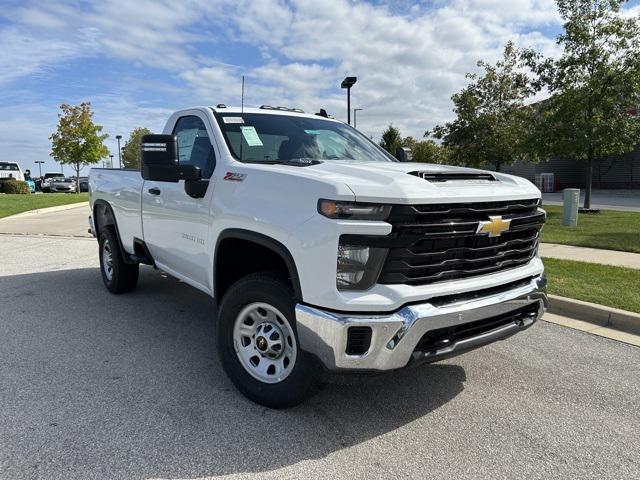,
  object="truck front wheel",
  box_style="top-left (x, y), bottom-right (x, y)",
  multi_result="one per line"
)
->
top-left (98, 228), bottom-right (139, 294)
top-left (216, 272), bottom-right (318, 408)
